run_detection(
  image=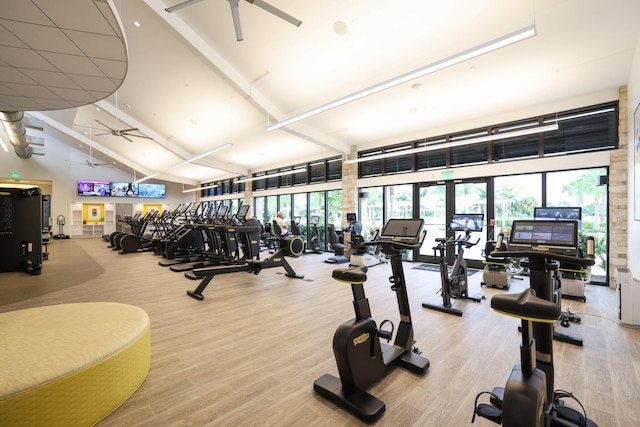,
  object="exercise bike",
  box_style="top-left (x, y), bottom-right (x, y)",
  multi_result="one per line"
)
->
top-left (307, 216), bottom-right (323, 254)
top-left (422, 213), bottom-right (484, 317)
top-left (472, 220), bottom-right (597, 427)
top-left (314, 218), bottom-right (430, 422)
